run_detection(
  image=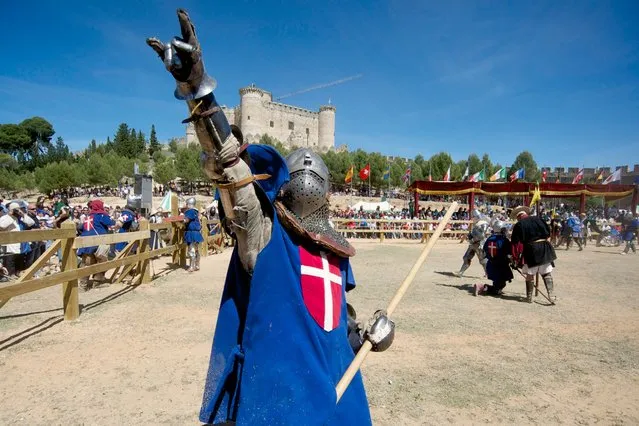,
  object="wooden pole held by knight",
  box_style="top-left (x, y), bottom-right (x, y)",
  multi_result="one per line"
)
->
top-left (335, 201), bottom-right (459, 403)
